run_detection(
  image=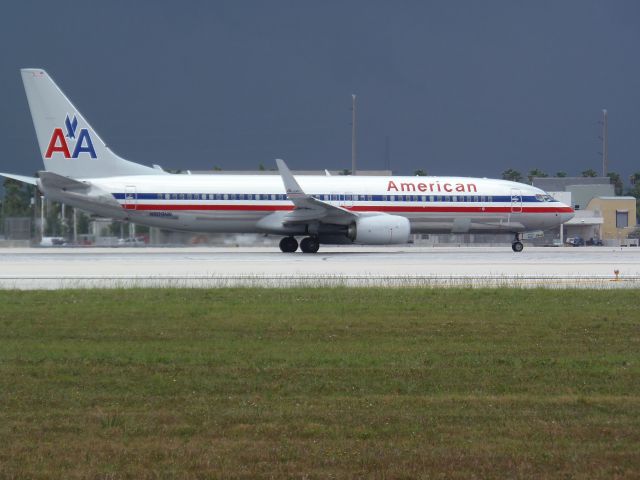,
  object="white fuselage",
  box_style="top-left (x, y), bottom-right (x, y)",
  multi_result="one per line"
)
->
top-left (45, 173), bottom-right (574, 239)
top-left (17, 68), bottom-right (576, 250)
